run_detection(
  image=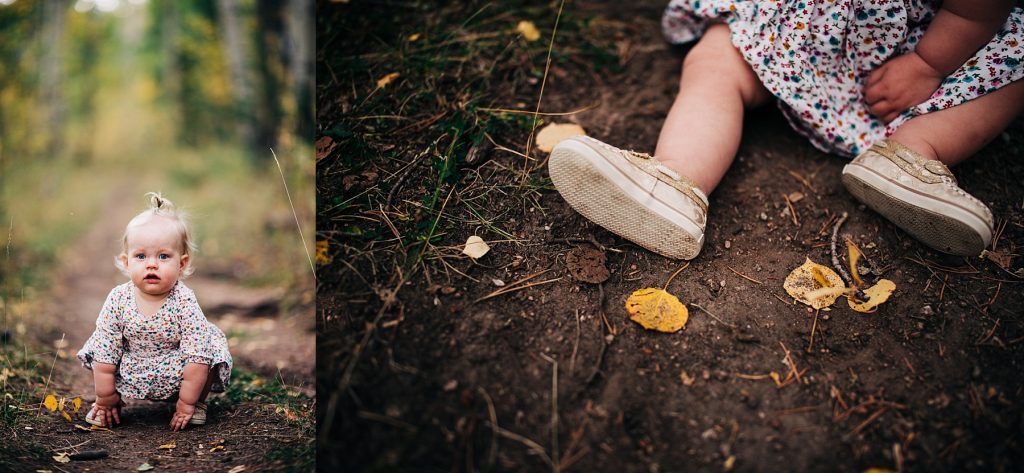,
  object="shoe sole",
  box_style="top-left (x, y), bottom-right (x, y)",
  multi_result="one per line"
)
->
top-left (842, 163), bottom-right (990, 256)
top-left (549, 139), bottom-right (703, 259)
